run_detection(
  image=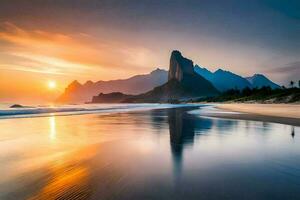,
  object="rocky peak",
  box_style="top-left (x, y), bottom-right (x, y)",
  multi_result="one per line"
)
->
top-left (150, 68), bottom-right (167, 75)
top-left (214, 69), bottom-right (225, 74)
top-left (252, 74), bottom-right (264, 78)
top-left (69, 80), bottom-right (81, 87)
top-left (84, 80), bottom-right (94, 87)
top-left (168, 50), bottom-right (195, 82)
top-left (65, 80), bottom-right (82, 92)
